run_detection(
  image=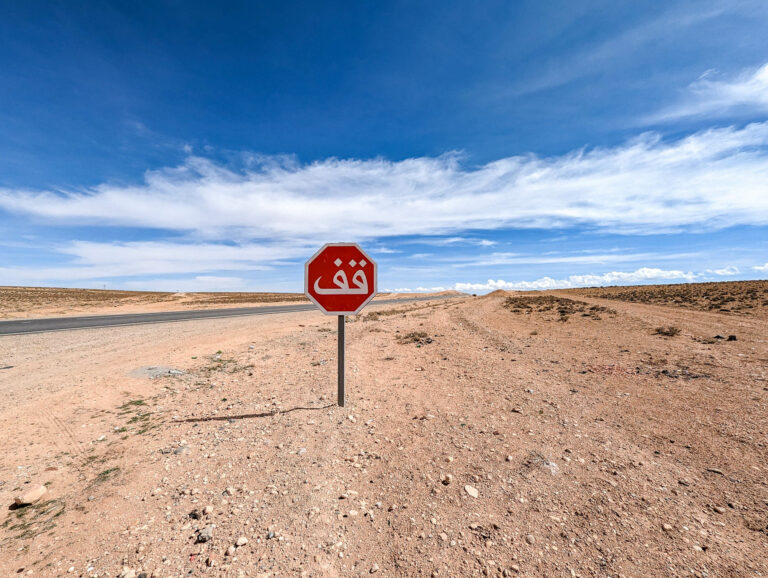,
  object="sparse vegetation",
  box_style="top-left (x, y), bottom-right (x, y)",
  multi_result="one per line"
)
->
top-left (654, 325), bottom-right (681, 337)
top-left (117, 399), bottom-right (146, 412)
top-left (93, 467), bottom-right (120, 484)
top-left (503, 295), bottom-right (614, 321)
top-left (569, 280), bottom-right (768, 315)
top-left (1, 499), bottom-right (66, 540)
top-left (397, 331), bottom-right (433, 345)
